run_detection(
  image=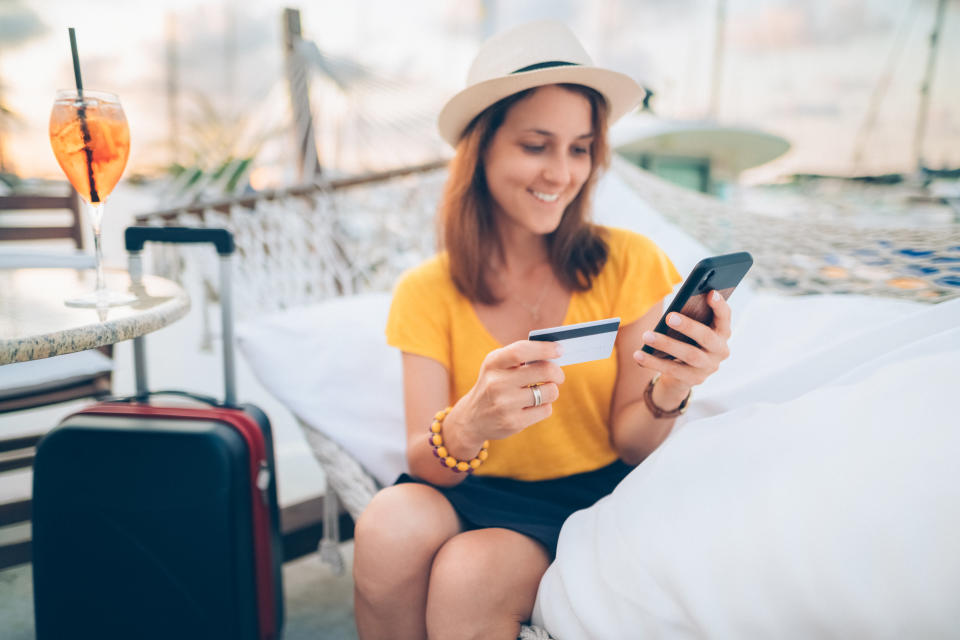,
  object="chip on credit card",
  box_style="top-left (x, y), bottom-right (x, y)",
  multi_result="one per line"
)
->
top-left (528, 317), bottom-right (621, 367)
